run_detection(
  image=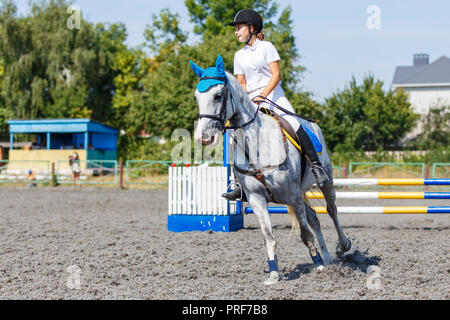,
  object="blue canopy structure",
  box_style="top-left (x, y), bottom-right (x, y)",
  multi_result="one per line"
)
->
top-left (7, 119), bottom-right (118, 161)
